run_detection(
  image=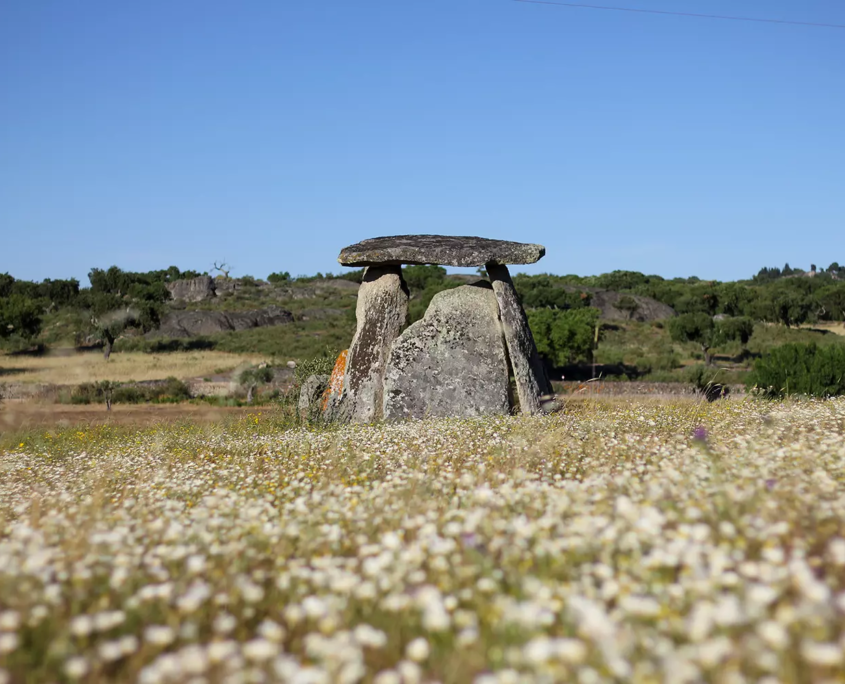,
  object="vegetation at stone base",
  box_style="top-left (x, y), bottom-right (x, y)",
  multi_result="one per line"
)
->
top-left (747, 343), bottom-right (845, 399)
